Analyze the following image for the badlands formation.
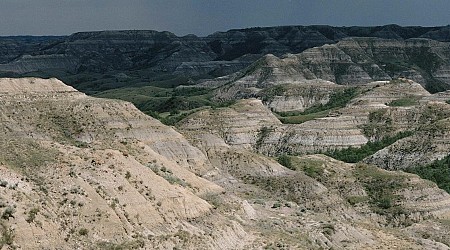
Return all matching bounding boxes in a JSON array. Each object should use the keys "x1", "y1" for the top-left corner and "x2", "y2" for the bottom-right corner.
[
  {"x1": 2, "y1": 25, "x2": 450, "y2": 97},
  {"x1": 2, "y1": 76, "x2": 450, "y2": 250},
  {"x1": 3, "y1": 24, "x2": 450, "y2": 250}
]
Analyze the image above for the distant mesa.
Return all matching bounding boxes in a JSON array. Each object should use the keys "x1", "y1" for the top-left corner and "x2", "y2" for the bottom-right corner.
[{"x1": 1, "y1": 25, "x2": 450, "y2": 94}]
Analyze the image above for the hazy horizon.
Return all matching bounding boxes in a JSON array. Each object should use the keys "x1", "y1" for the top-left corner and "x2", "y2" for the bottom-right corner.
[{"x1": 2, "y1": 0, "x2": 450, "y2": 36}]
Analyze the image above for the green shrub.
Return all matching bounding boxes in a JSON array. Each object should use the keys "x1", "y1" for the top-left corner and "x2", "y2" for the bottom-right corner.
[
  {"x1": 302, "y1": 87, "x2": 358, "y2": 114},
  {"x1": 1, "y1": 207, "x2": 15, "y2": 220},
  {"x1": 277, "y1": 156, "x2": 325, "y2": 179},
  {"x1": 26, "y1": 208, "x2": 39, "y2": 223},
  {"x1": 201, "y1": 192, "x2": 223, "y2": 209},
  {"x1": 321, "y1": 223, "x2": 335, "y2": 236},
  {"x1": 260, "y1": 85, "x2": 286, "y2": 101},
  {"x1": 271, "y1": 202, "x2": 282, "y2": 208},
  {"x1": 96, "y1": 239, "x2": 145, "y2": 250},
  {"x1": 160, "y1": 111, "x2": 192, "y2": 126},
  {"x1": 79, "y1": 228, "x2": 88, "y2": 236},
  {"x1": 277, "y1": 155, "x2": 294, "y2": 170},
  {"x1": 289, "y1": 157, "x2": 325, "y2": 179},
  {"x1": 278, "y1": 110, "x2": 329, "y2": 124},
  {"x1": 303, "y1": 164, "x2": 324, "y2": 179},
  {"x1": 0, "y1": 223, "x2": 14, "y2": 248},
  {"x1": 346, "y1": 196, "x2": 368, "y2": 205},
  {"x1": 163, "y1": 175, "x2": 188, "y2": 187},
  {"x1": 255, "y1": 126, "x2": 271, "y2": 149}
]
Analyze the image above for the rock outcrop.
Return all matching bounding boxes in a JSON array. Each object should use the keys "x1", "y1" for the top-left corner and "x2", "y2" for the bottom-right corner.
[
  {"x1": 260, "y1": 82, "x2": 339, "y2": 112},
  {"x1": 0, "y1": 36, "x2": 63, "y2": 64}
]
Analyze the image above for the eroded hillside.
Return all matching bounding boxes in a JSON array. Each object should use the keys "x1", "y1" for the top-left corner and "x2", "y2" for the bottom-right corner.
[
  {"x1": 180, "y1": 79, "x2": 447, "y2": 157},
  {"x1": 2, "y1": 78, "x2": 450, "y2": 249},
  {"x1": 200, "y1": 38, "x2": 450, "y2": 99}
]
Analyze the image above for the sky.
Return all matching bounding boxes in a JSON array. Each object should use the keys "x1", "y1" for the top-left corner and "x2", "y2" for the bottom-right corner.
[{"x1": 1, "y1": 0, "x2": 450, "y2": 36}]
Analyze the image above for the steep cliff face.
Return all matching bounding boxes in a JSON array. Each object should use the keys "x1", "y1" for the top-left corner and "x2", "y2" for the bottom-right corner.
[
  {"x1": 210, "y1": 54, "x2": 337, "y2": 102},
  {"x1": 0, "y1": 31, "x2": 217, "y2": 75},
  {"x1": 179, "y1": 116, "x2": 450, "y2": 249},
  {"x1": 205, "y1": 24, "x2": 450, "y2": 61},
  {"x1": 0, "y1": 54, "x2": 79, "y2": 74},
  {"x1": 348, "y1": 84, "x2": 450, "y2": 169}
]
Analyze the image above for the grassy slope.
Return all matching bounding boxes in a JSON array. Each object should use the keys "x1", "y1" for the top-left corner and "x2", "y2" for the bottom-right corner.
[{"x1": 94, "y1": 85, "x2": 235, "y2": 125}]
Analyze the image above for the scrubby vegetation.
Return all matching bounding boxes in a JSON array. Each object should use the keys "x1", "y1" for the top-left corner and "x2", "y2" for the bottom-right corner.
[
  {"x1": 277, "y1": 155, "x2": 325, "y2": 179},
  {"x1": 96, "y1": 239, "x2": 145, "y2": 250},
  {"x1": 256, "y1": 126, "x2": 272, "y2": 150},
  {"x1": 387, "y1": 96, "x2": 420, "y2": 107},
  {"x1": 362, "y1": 109, "x2": 393, "y2": 139},
  {"x1": 325, "y1": 131, "x2": 414, "y2": 163},
  {"x1": 278, "y1": 110, "x2": 330, "y2": 124},
  {"x1": 260, "y1": 85, "x2": 287, "y2": 102},
  {"x1": 1, "y1": 207, "x2": 15, "y2": 220},
  {"x1": 407, "y1": 155, "x2": 450, "y2": 193},
  {"x1": 0, "y1": 136, "x2": 57, "y2": 170},
  {"x1": 78, "y1": 228, "x2": 89, "y2": 236},
  {"x1": 25, "y1": 208, "x2": 39, "y2": 223},
  {"x1": 0, "y1": 223, "x2": 14, "y2": 248},
  {"x1": 277, "y1": 155, "x2": 294, "y2": 170},
  {"x1": 147, "y1": 164, "x2": 190, "y2": 187},
  {"x1": 354, "y1": 164, "x2": 407, "y2": 217}
]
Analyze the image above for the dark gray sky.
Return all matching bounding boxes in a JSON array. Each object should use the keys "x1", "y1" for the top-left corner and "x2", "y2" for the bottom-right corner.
[{"x1": 2, "y1": 0, "x2": 450, "y2": 36}]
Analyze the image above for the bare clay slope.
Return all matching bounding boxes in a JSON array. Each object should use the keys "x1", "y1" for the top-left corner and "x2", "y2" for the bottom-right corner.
[{"x1": 0, "y1": 77, "x2": 251, "y2": 250}]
